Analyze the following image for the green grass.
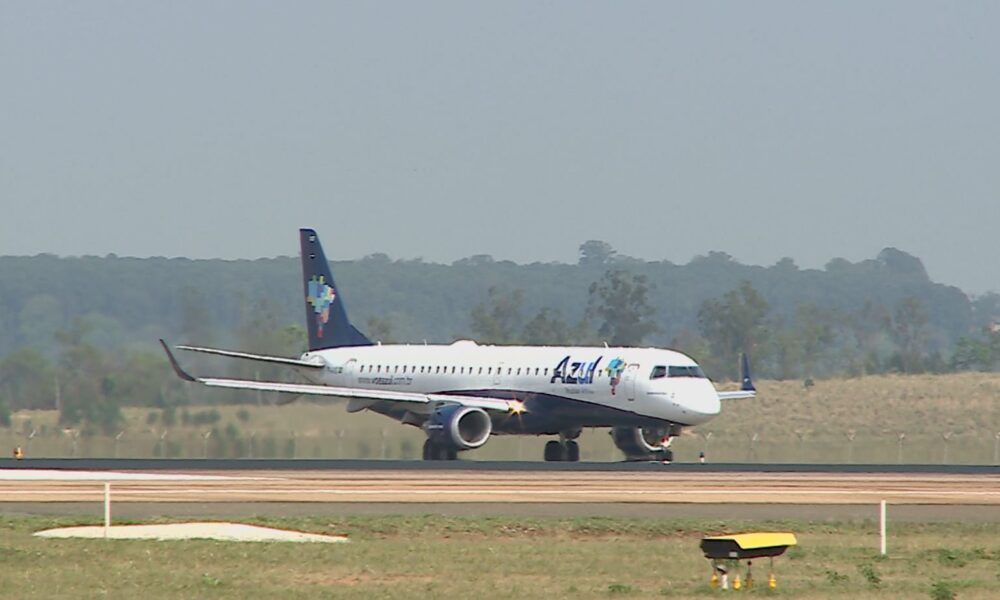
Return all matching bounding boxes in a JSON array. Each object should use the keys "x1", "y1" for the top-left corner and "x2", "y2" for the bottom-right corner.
[
  {"x1": 5, "y1": 372, "x2": 1000, "y2": 462},
  {"x1": 0, "y1": 515, "x2": 997, "y2": 599}
]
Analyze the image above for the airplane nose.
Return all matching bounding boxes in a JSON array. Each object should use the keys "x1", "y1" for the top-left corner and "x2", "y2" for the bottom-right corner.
[
  {"x1": 682, "y1": 384, "x2": 720, "y2": 424},
  {"x1": 658, "y1": 380, "x2": 720, "y2": 425}
]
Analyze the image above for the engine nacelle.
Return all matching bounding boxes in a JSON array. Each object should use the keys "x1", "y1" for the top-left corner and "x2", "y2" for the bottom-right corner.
[
  {"x1": 611, "y1": 426, "x2": 680, "y2": 460},
  {"x1": 425, "y1": 405, "x2": 492, "y2": 450}
]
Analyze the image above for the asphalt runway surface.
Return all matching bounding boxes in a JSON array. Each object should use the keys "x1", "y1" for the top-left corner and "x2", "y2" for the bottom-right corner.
[
  {"x1": 4, "y1": 502, "x2": 997, "y2": 523},
  {"x1": 2, "y1": 466, "x2": 998, "y2": 521},
  {"x1": 4, "y1": 470, "x2": 997, "y2": 504},
  {"x1": 2, "y1": 458, "x2": 998, "y2": 474}
]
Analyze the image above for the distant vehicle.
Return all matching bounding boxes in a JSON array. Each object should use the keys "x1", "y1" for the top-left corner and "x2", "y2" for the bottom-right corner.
[{"x1": 162, "y1": 229, "x2": 755, "y2": 462}]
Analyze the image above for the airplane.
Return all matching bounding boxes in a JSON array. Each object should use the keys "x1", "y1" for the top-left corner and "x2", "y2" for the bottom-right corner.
[{"x1": 161, "y1": 228, "x2": 756, "y2": 462}]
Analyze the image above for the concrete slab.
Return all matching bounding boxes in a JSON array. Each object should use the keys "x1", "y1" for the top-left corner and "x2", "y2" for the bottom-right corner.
[{"x1": 34, "y1": 522, "x2": 348, "y2": 543}]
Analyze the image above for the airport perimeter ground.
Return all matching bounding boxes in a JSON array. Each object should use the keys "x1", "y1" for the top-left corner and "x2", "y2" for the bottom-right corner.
[{"x1": 1, "y1": 466, "x2": 999, "y2": 598}]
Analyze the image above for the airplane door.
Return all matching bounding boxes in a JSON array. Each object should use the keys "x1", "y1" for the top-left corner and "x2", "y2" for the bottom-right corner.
[
  {"x1": 622, "y1": 364, "x2": 640, "y2": 401},
  {"x1": 493, "y1": 362, "x2": 504, "y2": 386}
]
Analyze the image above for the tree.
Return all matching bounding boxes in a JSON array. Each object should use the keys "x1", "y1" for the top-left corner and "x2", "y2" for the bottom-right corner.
[
  {"x1": 767, "y1": 321, "x2": 803, "y2": 381},
  {"x1": 847, "y1": 301, "x2": 892, "y2": 375},
  {"x1": 587, "y1": 269, "x2": 659, "y2": 346},
  {"x1": 522, "y1": 308, "x2": 573, "y2": 345},
  {"x1": 796, "y1": 304, "x2": 836, "y2": 378},
  {"x1": 0, "y1": 397, "x2": 10, "y2": 427},
  {"x1": 877, "y1": 247, "x2": 929, "y2": 281},
  {"x1": 697, "y1": 281, "x2": 770, "y2": 379},
  {"x1": 361, "y1": 252, "x2": 392, "y2": 264},
  {"x1": 772, "y1": 257, "x2": 799, "y2": 272},
  {"x1": 453, "y1": 254, "x2": 495, "y2": 267},
  {"x1": 109, "y1": 351, "x2": 175, "y2": 408},
  {"x1": 951, "y1": 336, "x2": 991, "y2": 371},
  {"x1": 951, "y1": 328, "x2": 1000, "y2": 371},
  {"x1": 55, "y1": 318, "x2": 124, "y2": 434},
  {"x1": 366, "y1": 316, "x2": 394, "y2": 343},
  {"x1": 889, "y1": 297, "x2": 929, "y2": 373},
  {"x1": 669, "y1": 329, "x2": 711, "y2": 365},
  {"x1": 0, "y1": 348, "x2": 56, "y2": 410},
  {"x1": 470, "y1": 287, "x2": 524, "y2": 344},
  {"x1": 578, "y1": 240, "x2": 616, "y2": 267},
  {"x1": 234, "y1": 300, "x2": 305, "y2": 383},
  {"x1": 0, "y1": 241, "x2": 983, "y2": 381},
  {"x1": 971, "y1": 293, "x2": 1000, "y2": 331},
  {"x1": 179, "y1": 286, "x2": 214, "y2": 345}
]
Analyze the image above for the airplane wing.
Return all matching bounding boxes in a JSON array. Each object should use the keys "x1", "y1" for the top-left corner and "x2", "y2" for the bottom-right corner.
[
  {"x1": 160, "y1": 340, "x2": 518, "y2": 414},
  {"x1": 717, "y1": 390, "x2": 757, "y2": 400},
  {"x1": 175, "y1": 343, "x2": 325, "y2": 369}
]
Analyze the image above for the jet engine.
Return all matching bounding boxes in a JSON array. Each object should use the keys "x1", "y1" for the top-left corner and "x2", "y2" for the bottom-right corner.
[
  {"x1": 611, "y1": 426, "x2": 675, "y2": 461},
  {"x1": 425, "y1": 404, "x2": 492, "y2": 450}
]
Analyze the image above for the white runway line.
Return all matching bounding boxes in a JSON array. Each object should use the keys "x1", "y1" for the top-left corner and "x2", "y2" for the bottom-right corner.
[
  {"x1": 0, "y1": 469, "x2": 265, "y2": 481},
  {"x1": 6, "y1": 488, "x2": 999, "y2": 498}
]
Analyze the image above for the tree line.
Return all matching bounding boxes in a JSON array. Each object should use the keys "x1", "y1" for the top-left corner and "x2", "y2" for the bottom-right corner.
[{"x1": 1, "y1": 242, "x2": 999, "y2": 431}]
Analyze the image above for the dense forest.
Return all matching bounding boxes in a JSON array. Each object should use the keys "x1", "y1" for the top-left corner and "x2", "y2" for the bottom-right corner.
[{"x1": 1, "y1": 242, "x2": 999, "y2": 432}]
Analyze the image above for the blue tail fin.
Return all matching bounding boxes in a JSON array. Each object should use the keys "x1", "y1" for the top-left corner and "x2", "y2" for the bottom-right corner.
[
  {"x1": 740, "y1": 353, "x2": 755, "y2": 392},
  {"x1": 300, "y1": 228, "x2": 372, "y2": 351}
]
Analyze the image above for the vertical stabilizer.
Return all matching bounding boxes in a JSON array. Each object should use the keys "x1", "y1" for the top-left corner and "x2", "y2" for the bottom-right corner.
[
  {"x1": 300, "y1": 228, "x2": 372, "y2": 351},
  {"x1": 740, "y1": 353, "x2": 755, "y2": 392}
]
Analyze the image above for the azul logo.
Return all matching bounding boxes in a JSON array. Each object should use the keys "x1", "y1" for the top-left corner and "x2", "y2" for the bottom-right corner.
[
  {"x1": 550, "y1": 355, "x2": 603, "y2": 384},
  {"x1": 605, "y1": 357, "x2": 626, "y2": 395},
  {"x1": 306, "y1": 275, "x2": 337, "y2": 337}
]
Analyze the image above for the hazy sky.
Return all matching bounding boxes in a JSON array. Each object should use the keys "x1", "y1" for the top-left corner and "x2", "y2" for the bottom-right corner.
[{"x1": 2, "y1": 2, "x2": 998, "y2": 293}]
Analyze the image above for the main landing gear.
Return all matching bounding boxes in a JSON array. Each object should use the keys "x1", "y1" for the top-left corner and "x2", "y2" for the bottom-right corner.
[
  {"x1": 543, "y1": 440, "x2": 579, "y2": 462},
  {"x1": 544, "y1": 432, "x2": 581, "y2": 462},
  {"x1": 422, "y1": 439, "x2": 457, "y2": 461}
]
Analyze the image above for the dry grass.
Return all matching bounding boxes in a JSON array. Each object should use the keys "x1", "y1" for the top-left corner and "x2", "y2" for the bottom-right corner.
[
  {"x1": 0, "y1": 515, "x2": 997, "y2": 599},
  {"x1": 4, "y1": 372, "x2": 1000, "y2": 462}
]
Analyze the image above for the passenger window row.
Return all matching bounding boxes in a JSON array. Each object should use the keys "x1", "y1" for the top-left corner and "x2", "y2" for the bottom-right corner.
[{"x1": 356, "y1": 364, "x2": 601, "y2": 377}]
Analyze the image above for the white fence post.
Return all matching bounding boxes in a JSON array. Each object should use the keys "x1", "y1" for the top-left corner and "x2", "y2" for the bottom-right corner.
[
  {"x1": 879, "y1": 500, "x2": 887, "y2": 556},
  {"x1": 104, "y1": 482, "x2": 111, "y2": 538}
]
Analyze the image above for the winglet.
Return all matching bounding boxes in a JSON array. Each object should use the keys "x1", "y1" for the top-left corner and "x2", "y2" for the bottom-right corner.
[
  {"x1": 740, "y1": 353, "x2": 755, "y2": 392},
  {"x1": 159, "y1": 339, "x2": 197, "y2": 382}
]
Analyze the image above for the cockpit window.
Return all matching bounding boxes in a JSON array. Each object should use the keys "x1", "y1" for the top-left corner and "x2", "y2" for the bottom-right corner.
[
  {"x1": 668, "y1": 365, "x2": 707, "y2": 378},
  {"x1": 650, "y1": 366, "x2": 667, "y2": 379}
]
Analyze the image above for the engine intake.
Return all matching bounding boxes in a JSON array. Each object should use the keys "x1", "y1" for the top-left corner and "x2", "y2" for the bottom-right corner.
[
  {"x1": 426, "y1": 405, "x2": 492, "y2": 450},
  {"x1": 611, "y1": 426, "x2": 680, "y2": 460}
]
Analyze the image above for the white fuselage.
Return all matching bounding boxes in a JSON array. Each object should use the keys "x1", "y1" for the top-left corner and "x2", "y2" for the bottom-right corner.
[{"x1": 298, "y1": 340, "x2": 721, "y2": 429}]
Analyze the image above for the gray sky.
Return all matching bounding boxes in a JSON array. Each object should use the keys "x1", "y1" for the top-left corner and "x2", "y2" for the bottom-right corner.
[{"x1": 2, "y1": 2, "x2": 998, "y2": 293}]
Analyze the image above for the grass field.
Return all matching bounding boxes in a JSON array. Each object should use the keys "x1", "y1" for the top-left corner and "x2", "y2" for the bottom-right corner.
[
  {"x1": 4, "y1": 372, "x2": 1000, "y2": 462},
  {"x1": 0, "y1": 514, "x2": 997, "y2": 598}
]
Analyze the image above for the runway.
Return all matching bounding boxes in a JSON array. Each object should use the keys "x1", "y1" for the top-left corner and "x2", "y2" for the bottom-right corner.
[
  {"x1": 2, "y1": 468, "x2": 998, "y2": 506},
  {"x1": 2, "y1": 458, "x2": 998, "y2": 474}
]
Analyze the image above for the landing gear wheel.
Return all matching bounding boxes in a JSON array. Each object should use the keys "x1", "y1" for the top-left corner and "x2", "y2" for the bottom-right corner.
[
  {"x1": 544, "y1": 440, "x2": 565, "y2": 462},
  {"x1": 660, "y1": 448, "x2": 674, "y2": 463},
  {"x1": 566, "y1": 441, "x2": 580, "y2": 462},
  {"x1": 423, "y1": 440, "x2": 458, "y2": 461}
]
